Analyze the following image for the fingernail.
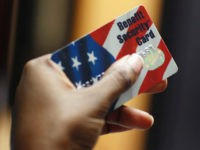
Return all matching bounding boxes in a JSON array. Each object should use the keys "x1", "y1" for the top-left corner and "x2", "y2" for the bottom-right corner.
[{"x1": 127, "y1": 54, "x2": 144, "y2": 74}]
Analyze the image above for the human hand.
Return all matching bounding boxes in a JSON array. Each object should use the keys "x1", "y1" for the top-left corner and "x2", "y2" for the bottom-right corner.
[{"x1": 11, "y1": 54, "x2": 167, "y2": 150}]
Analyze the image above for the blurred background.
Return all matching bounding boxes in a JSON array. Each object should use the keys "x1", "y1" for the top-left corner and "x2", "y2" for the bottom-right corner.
[{"x1": 1, "y1": 0, "x2": 200, "y2": 150}]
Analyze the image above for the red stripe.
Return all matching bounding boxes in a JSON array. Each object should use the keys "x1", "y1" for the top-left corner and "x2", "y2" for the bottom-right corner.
[
  {"x1": 116, "y1": 6, "x2": 153, "y2": 59},
  {"x1": 90, "y1": 20, "x2": 114, "y2": 46},
  {"x1": 138, "y1": 39, "x2": 172, "y2": 93}
]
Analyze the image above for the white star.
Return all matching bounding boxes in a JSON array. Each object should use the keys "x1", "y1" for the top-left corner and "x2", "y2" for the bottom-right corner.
[
  {"x1": 75, "y1": 81, "x2": 82, "y2": 89},
  {"x1": 71, "y1": 41, "x2": 75, "y2": 46},
  {"x1": 87, "y1": 51, "x2": 98, "y2": 65},
  {"x1": 92, "y1": 77, "x2": 98, "y2": 83},
  {"x1": 57, "y1": 61, "x2": 65, "y2": 70},
  {"x1": 71, "y1": 56, "x2": 82, "y2": 71}
]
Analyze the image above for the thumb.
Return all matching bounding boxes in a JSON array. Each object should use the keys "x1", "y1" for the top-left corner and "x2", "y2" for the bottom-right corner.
[{"x1": 90, "y1": 54, "x2": 143, "y2": 105}]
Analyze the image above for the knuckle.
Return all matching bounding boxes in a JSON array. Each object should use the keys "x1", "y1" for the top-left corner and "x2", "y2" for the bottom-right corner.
[
  {"x1": 23, "y1": 55, "x2": 49, "y2": 73},
  {"x1": 24, "y1": 60, "x2": 34, "y2": 71},
  {"x1": 23, "y1": 59, "x2": 37, "y2": 72}
]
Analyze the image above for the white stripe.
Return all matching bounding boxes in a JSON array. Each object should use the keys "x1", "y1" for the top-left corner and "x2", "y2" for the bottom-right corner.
[
  {"x1": 114, "y1": 24, "x2": 162, "y2": 109},
  {"x1": 163, "y1": 58, "x2": 178, "y2": 79},
  {"x1": 103, "y1": 7, "x2": 139, "y2": 57}
]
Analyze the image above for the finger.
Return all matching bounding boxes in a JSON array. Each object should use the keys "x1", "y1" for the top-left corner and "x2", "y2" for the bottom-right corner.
[
  {"x1": 102, "y1": 105, "x2": 154, "y2": 134},
  {"x1": 147, "y1": 79, "x2": 168, "y2": 94},
  {"x1": 90, "y1": 54, "x2": 143, "y2": 105}
]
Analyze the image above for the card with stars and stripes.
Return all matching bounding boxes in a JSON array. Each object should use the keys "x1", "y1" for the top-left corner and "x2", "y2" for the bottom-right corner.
[{"x1": 51, "y1": 5, "x2": 178, "y2": 109}]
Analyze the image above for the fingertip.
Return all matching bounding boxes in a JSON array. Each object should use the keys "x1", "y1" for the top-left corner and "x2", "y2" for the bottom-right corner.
[
  {"x1": 106, "y1": 106, "x2": 154, "y2": 130},
  {"x1": 148, "y1": 79, "x2": 168, "y2": 94},
  {"x1": 133, "y1": 109, "x2": 154, "y2": 129},
  {"x1": 145, "y1": 113, "x2": 154, "y2": 129}
]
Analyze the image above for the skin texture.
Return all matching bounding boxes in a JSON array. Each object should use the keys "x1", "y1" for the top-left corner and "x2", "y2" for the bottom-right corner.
[{"x1": 11, "y1": 54, "x2": 167, "y2": 150}]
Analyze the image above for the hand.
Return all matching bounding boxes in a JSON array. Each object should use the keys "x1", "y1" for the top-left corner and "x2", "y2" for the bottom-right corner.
[{"x1": 11, "y1": 54, "x2": 167, "y2": 150}]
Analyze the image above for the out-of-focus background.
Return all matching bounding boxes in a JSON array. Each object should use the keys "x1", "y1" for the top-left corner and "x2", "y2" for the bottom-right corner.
[{"x1": 1, "y1": 0, "x2": 200, "y2": 150}]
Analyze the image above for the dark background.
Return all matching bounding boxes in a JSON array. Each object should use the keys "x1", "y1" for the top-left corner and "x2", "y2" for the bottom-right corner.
[
  {"x1": 148, "y1": 0, "x2": 200, "y2": 150},
  {"x1": 0, "y1": 0, "x2": 75, "y2": 108},
  {"x1": 0, "y1": 0, "x2": 13, "y2": 110}
]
